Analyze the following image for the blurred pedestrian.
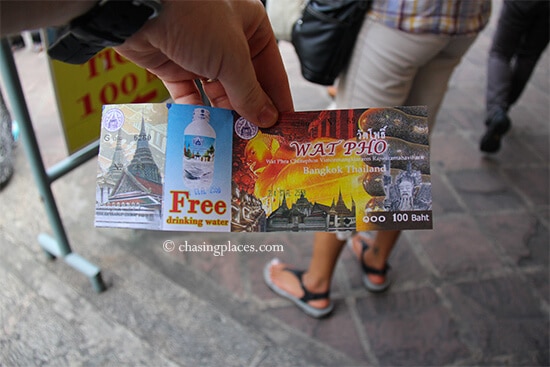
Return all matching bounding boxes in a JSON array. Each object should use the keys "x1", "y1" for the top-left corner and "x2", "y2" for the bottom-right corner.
[
  {"x1": 265, "y1": 0, "x2": 491, "y2": 318},
  {"x1": 480, "y1": 0, "x2": 549, "y2": 153}
]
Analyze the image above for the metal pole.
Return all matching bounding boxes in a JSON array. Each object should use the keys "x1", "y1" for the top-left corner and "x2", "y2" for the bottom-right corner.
[
  {"x1": 0, "y1": 86, "x2": 14, "y2": 187},
  {"x1": 0, "y1": 38, "x2": 72, "y2": 256},
  {"x1": 0, "y1": 38, "x2": 105, "y2": 292},
  {"x1": 47, "y1": 140, "x2": 99, "y2": 183}
]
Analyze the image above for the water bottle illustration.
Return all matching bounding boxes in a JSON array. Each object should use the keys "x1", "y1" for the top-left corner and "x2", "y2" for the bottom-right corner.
[{"x1": 183, "y1": 108, "x2": 216, "y2": 188}]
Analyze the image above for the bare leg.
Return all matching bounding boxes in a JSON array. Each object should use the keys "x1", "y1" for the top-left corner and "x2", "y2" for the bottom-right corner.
[
  {"x1": 268, "y1": 232, "x2": 345, "y2": 310},
  {"x1": 305, "y1": 232, "x2": 346, "y2": 289},
  {"x1": 351, "y1": 230, "x2": 400, "y2": 285}
]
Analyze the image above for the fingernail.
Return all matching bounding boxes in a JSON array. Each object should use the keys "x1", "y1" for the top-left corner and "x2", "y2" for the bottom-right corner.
[{"x1": 258, "y1": 103, "x2": 278, "y2": 127}]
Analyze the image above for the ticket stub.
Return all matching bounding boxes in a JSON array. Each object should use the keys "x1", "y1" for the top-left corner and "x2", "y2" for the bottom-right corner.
[{"x1": 95, "y1": 104, "x2": 432, "y2": 232}]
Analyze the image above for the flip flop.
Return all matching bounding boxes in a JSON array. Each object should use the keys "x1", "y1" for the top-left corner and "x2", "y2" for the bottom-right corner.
[
  {"x1": 347, "y1": 235, "x2": 391, "y2": 293},
  {"x1": 263, "y1": 260, "x2": 334, "y2": 318}
]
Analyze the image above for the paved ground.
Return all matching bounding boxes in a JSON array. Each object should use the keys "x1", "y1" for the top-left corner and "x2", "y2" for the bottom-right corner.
[{"x1": 1, "y1": 3, "x2": 549, "y2": 366}]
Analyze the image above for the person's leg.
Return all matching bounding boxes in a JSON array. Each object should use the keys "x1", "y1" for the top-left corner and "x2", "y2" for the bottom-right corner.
[
  {"x1": 336, "y1": 20, "x2": 441, "y2": 288},
  {"x1": 363, "y1": 34, "x2": 477, "y2": 274},
  {"x1": 337, "y1": 19, "x2": 453, "y2": 109},
  {"x1": 267, "y1": 232, "x2": 344, "y2": 310},
  {"x1": 485, "y1": 0, "x2": 527, "y2": 117},
  {"x1": 481, "y1": 0, "x2": 543, "y2": 153},
  {"x1": 350, "y1": 230, "x2": 400, "y2": 286},
  {"x1": 404, "y1": 34, "x2": 479, "y2": 131},
  {"x1": 508, "y1": 1, "x2": 549, "y2": 106},
  {"x1": 339, "y1": 21, "x2": 477, "y2": 286}
]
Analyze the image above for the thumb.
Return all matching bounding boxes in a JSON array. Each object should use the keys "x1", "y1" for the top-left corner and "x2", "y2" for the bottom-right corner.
[{"x1": 220, "y1": 68, "x2": 279, "y2": 128}]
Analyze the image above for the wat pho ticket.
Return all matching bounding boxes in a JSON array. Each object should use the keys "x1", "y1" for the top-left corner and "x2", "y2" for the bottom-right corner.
[{"x1": 95, "y1": 104, "x2": 432, "y2": 232}]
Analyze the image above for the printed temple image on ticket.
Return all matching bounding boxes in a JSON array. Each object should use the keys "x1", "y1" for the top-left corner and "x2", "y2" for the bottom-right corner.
[{"x1": 95, "y1": 104, "x2": 432, "y2": 232}]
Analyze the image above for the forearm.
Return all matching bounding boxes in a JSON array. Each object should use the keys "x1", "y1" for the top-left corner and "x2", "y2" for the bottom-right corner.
[{"x1": 0, "y1": 0, "x2": 96, "y2": 36}]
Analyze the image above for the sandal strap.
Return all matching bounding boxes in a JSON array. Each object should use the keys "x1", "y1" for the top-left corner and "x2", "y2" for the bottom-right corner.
[
  {"x1": 285, "y1": 268, "x2": 330, "y2": 302},
  {"x1": 361, "y1": 262, "x2": 390, "y2": 276},
  {"x1": 359, "y1": 238, "x2": 390, "y2": 276}
]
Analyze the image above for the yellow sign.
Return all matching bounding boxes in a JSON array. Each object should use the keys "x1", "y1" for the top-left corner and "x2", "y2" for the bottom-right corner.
[{"x1": 48, "y1": 47, "x2": 169, "y2": 154}]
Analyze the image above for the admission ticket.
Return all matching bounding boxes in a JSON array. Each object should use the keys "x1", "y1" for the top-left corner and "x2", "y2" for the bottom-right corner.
[{"x1": 95, "y1": 104, "x2": 432, "y2": 232}]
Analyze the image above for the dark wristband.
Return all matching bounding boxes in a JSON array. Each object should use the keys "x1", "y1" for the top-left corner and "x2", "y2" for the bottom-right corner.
[{"x1": 48, "y1": 0, "x2": 161, "y2": 64}]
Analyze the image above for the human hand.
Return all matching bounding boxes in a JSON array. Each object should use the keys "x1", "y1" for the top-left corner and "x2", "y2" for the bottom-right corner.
[{"x1": 115, "y1": 0, "x2": 294, "y2": 127}]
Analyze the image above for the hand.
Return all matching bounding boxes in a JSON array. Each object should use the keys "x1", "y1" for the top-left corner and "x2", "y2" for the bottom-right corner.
[{"x1": 115, "y1": 0, "x2": 294, "y2": 127}]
